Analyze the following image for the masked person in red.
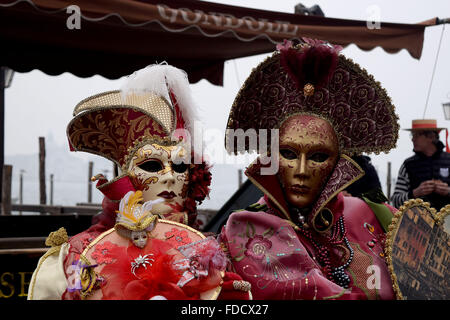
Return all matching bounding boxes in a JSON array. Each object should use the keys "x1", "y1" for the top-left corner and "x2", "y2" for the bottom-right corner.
[
  {"x1": 28, "y1": 64, "x2": 250, "y2": 300},
  {"x1": 219, "y1": 39, "x2": 399, "y2": 300}
]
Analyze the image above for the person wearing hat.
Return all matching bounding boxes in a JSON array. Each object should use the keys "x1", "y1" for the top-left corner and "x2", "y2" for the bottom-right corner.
[
  {"x1": 218, "y1": 39, "x2": 399, "y2": 299},
  {"x1": 391, "y1": 119, "x2": 450, "y2": 211},
  {"x1": 28, "y1": 64, "x2": 251, "y2": 300}
]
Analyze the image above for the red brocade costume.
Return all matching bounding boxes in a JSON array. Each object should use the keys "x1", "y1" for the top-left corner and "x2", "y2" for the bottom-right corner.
[
  {"x1": 60, "y1": 163, "x2": 248, "y2": 300},
  {"x1": 29, "y1": 64, "x2": 251, "y2": 301}
]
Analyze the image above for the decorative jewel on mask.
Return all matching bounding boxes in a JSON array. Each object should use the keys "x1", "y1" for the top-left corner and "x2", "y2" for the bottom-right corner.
[
  {"x1": 131, "y1": 254, "x2": 155, "y2": 278},
  {"x1": 289, "y1": 206, "x2": 308, "y2": 227},
  {"x1": 298, "y1": 214, "x2": 306, "y2": 226},
  {"x1": 314, "y1": 208, "x2": 334, "y2": 232},
  {"x1": 303, "y1": 83, "x2": 315, "y2": 96},
  {"x1": 320, "y1": 209, "x2": 333, "y2": 227},
  {"x1": 115, "y1": 190, "x2": 163, "y2": 248}
]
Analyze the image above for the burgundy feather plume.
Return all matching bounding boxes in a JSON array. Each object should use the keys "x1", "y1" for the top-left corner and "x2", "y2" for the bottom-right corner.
[
  {"x1": 169, "y1": 89, "x2": 186, "y2": 131},
  {"x1": 278, "y1": 39, "x2": 341, "y2": 93}
]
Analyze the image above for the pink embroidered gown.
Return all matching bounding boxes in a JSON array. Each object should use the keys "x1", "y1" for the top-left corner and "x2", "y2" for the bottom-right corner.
[{"x1": 219, "y1": 159, "x2": 397, "y2": 300}]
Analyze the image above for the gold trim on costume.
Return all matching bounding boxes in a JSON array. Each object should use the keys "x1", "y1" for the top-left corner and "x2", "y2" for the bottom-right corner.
[
  {"x1": 115, "y1": 214, "x2": 158, "y2": 232},
  {"x1": 245, "y1": 162, "x2": 290, "y2": 221},
  {"x1": 45, "y1": 227, "x2": 69, "y2": 247},
  {"x1": 95, "y1": 173, "x2": 131, "y2": 192},
  {"x1": 66, "y1": 104, "x2": 171, "y2": 167},
  {"x1": 73, "y1": 90, "x2": 174, "y2": 134},
  {"x1": 81, "y1": 228, "x2": 116, "y2": 257},
  {"x1": 323, "y1": 288, "x2": 347, "y2": 300},
  {"x1": 311, "y1": 154, "x2": 365, "y2": 233},
  {"x1": 122, "y1": 135, "x2": 184, "y2": 172}
]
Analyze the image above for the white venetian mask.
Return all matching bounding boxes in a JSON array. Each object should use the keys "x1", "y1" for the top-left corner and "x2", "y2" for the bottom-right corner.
[
  {"x1": 127, "y1": 143, "x2": 190, "y2": 215},
  {"x1": 131, "y1": 230, "x2": 148, "y2": 248}
]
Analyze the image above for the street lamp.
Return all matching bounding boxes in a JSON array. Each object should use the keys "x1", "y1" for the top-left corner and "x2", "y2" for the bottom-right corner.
[
  {"x1": 4, "y1": 68, "x2": 14, "y2": 88},
  {"x1": 294, "y1": 3, "x2": 325, "y2": 17},
  {"x1": 443, "y1": 101, "x2": 450, "y2": 120}
]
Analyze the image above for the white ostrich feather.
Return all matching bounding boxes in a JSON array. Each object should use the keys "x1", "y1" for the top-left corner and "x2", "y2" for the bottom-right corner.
[{"x1": 120, "y1": 62, "x2": 200, "y2": 134}]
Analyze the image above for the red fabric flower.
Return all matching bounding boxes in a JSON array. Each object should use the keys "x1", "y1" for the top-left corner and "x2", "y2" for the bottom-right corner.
[
  {"x1": 100, "y1": 239, "x2": 199, "y2": 300},
  {"x1": 164, "y1": 228, "x2": 192, "y2": 248},
  {"x1": 91, "y1": 241, "x2": 118, "y2": 265},
  {"x1": 184, "y1": 153, "x2": 212, "y2": 226}
]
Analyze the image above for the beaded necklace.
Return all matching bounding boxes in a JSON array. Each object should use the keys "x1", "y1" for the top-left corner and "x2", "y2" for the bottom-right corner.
[{"x1": 294, "y1": 215, "x2": 354, "y2": 288}]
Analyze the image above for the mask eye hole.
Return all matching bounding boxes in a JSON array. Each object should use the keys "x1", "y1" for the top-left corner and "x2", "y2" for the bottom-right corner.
[
  {"x1": 280, "y1": 148, "x2": 297, "y2": 160},
  {"x1": 137, "y1": 160, "x2": 164, "y2": 172},
  {"x1": 308, "y1": 152, "x2": 330, "y2": 163},
  {"x1": 172, "y1": 162, "x2": 188, "y2": 173}
]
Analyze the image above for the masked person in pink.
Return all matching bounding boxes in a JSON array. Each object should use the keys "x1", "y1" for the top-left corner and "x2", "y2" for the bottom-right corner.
[{"x1": 219, "y1": 39, "x2": 399, "y2": 300}]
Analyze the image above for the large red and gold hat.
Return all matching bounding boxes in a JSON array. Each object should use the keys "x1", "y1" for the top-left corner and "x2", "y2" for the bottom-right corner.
[
  {"x1": 67, "y1": 64, "x2": 199, "y2": 169},
  {"x1": 225, "y1": 39, "x2": 399, "y2": 156},
  {"x1": 225, "y1": 39, "x2": 400, "y2": 230}
]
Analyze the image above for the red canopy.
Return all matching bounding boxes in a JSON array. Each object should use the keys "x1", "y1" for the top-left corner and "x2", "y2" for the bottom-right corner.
[{"x1": 0, "y1": 0, "x2": 437, "y2": 85}]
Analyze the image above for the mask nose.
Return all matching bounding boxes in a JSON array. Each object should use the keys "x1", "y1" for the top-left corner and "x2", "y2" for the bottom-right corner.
[
  {"x1": 295, "y1": 153, "x2": 308, "y2": 177},
  {"x1": 160, "y1": 167, "x2": 176, "y2": 185}
]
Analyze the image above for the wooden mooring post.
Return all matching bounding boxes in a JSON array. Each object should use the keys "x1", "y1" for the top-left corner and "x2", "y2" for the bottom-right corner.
[
  {"x1": 1, "y1": 164, "x2": 12, "y2": 215},
  {"x1": 50, "y1": 173, "x2": 54, "y2": 205},
  {"x1": 39, "y1": 137, "x2": 46, "y2": 205},
  {"x1": 386, "y1": 161, "x2": 392, "y2": 201},
  {"x1": 238, "y1": 169, "x2": 243, "y2": 188},
  {"x1": 88, "y1": 161, "x2": 93, "y2": 203}
]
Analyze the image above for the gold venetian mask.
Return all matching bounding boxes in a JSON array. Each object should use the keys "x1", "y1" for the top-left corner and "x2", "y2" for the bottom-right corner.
[
  {"x1": 127, "y1": 142, "x2": 190, "y2": 215},
  {"x1": 278, "y1": 115, "x2": 339, "y2": 209}
]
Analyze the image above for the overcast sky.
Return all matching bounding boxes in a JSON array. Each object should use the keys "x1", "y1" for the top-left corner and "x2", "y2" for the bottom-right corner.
[{"x1": 4, "y1": 0, "x2": 450, "y2": 199}]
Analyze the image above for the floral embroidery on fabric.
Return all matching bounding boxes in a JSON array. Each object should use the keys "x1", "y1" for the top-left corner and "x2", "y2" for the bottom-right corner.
[
  {"x1": 244, "y1": 235, "x2": 272, "y2": 261},
  {"x1": 232, "y1": 221, "x2": 304, "y2": 286},
  {"x1": 164, "y1": 228, "x2": 192, "y2": 247},
  {"x1": 91, "y1": 241, "x2": 119, "y2": 265},
  {"x1": 81, "y1": 237, "x2": 92, "y2": 249}
]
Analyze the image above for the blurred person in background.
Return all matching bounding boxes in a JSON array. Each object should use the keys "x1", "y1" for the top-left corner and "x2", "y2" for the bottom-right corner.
[{"x1": 391, "y1": 119, "x2": 450, "y2": 211}]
